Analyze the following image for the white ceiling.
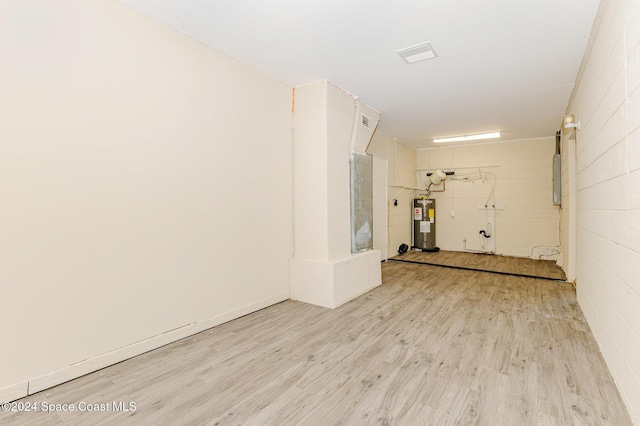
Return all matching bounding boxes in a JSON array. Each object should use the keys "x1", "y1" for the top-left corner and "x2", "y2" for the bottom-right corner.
[{"x1": 119, "y1": 0, "x2": 600, "y2": 148}]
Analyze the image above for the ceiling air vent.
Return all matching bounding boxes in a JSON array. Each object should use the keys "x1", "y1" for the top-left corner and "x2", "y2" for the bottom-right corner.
[
  {"x1": 360, "y1": 112, "x2": 370, "y2": 129},
  {"x1": 397, "y1": 42, "x2": 438, "y2": 64}
]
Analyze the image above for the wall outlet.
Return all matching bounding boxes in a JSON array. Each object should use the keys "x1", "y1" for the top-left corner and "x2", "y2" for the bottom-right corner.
[{"x1": 450, "y1": 210, "x2": 456, "y2": 217}]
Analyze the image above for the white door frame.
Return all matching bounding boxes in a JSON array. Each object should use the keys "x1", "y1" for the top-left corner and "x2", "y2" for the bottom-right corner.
[
  {"x1": 372, "y1": 156, "x2": 388, "y2": 261},
  {"x1": 567, "y1": 137, "x2": 577, "y2": 282}
]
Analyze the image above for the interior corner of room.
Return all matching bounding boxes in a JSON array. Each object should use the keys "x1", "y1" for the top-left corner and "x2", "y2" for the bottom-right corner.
[{"x1": 1, "y1": 0, "x2": 638, "y2": 423}]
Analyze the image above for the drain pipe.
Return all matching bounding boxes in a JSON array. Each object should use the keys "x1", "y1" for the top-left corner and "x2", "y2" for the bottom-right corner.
[
  {"x1": 463, "y1": 237, "x2": 491, "y2": 254},
  {"x1": 479, "y1": 229, "x2": 490, "y2": 250}
]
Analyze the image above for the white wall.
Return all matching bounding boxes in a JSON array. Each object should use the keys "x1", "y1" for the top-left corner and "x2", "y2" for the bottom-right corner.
[
  {"x1": 367, "y1": 132, "x2": 417, "y2": 254},
  {"x1": 417, "y1": 139, "x2": 560, "y2": 258},
  {"x1": 0, "y1": 0, "x2": 292, "y2": 401},
  {"x1": 566, "y1": 0, "x2": 640, "y2": 421}
]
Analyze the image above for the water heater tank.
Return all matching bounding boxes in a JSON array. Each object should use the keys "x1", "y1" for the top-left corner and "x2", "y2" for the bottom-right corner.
[{"x1": 412, "y1": 198, "x2": 439, "y2": 252}]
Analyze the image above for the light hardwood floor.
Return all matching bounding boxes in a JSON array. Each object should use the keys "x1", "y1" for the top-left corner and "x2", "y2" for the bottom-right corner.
[{"x1": 1, "y1": 260, "x2": 631, "y2": 425}]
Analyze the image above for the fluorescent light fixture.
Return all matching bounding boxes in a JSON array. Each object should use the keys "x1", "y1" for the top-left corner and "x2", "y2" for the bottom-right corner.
[
  {"x1": 397, "y1": 42, "x2": 438, "y2": 64},
  {"x1": 433, "y1": 132, "x2": 501, "y2": 143}
]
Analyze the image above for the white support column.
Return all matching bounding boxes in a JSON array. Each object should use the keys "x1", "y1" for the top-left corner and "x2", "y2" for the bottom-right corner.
[{"x1": 290, "y1": 80, "x2": 381, "y2": 308}]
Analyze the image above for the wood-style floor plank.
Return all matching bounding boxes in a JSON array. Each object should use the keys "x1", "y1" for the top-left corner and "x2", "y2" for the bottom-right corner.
[
  {"x1": 1, "y1": 260, "x2": 630, "y2": 425},
  {"x1": 393, "y1": 250, "x2": 567, "y2": 280}
]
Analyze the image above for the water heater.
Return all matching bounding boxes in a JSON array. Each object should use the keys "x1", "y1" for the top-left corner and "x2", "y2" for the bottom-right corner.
[{"x1": 412, "y1": 197, "x2": 439, "y2": 252}]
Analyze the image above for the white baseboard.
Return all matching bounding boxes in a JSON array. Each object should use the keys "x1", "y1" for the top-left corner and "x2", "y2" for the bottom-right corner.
[
  {"x1": 1, "y1": 293, "x2": 288, "y2": 403},
  {"x1": 0, "y1": 382, "x2": 28, "y2": 404}
]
